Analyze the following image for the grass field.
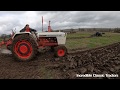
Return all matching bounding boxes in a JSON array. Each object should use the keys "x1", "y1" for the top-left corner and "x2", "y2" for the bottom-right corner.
[
  {"x1": 0, "y1": 38, "x2": 2, "y2": 42},
  {"x1": 65, "y1": 32, "x2": 120, "y2": 50},
  {"x1": 0, "y1": 32, "x2": 120, "y2": 51}
]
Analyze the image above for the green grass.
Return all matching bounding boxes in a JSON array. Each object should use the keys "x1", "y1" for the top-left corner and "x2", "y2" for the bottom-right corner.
[
  {"x1": 65, "y1": 32, "x2": 120, "y2": 50},
  {"x1": 67, "y1": 32, "x2": 92, "y2": 38},
  {"x1": 0, "y1": 38, "x2": 3, "y2": 42}
]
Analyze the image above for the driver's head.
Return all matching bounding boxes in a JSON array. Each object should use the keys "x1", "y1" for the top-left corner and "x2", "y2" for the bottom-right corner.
[{"x1": 25, "y1": 24, "x2": 29, "y2": 29}]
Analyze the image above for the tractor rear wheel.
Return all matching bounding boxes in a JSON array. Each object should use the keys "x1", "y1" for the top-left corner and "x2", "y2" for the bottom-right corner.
[
  {"x1": 54, "y1": 45, "x2": 67, "y2": 57},
  {"x1": 11, "y1": 34, "x2": 38, "y2": 61}
]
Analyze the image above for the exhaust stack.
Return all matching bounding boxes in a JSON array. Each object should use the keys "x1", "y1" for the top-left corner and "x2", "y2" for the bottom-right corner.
[{"x1": 48, "y1": 21, "x2": 51, "y2": 32}]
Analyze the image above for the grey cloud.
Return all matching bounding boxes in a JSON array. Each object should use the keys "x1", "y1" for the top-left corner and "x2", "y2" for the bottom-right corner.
[{"x1": 0, "y1": 11, "x2": 120, "y2": 35}]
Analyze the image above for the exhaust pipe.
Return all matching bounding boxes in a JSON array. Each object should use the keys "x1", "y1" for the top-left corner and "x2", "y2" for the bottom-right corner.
[{"x1": 48, "y1": 21, "x2": 51, "y2": 32}]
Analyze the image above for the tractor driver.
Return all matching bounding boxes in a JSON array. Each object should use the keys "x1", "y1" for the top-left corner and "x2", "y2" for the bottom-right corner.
[{"x1": 20, "y1": 24, "x2": 37, "y2": 33}]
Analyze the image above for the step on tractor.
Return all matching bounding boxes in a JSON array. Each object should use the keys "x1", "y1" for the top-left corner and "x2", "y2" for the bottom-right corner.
[{"x1": 0, "y1": 20, "x2": 67, "y2": 61}]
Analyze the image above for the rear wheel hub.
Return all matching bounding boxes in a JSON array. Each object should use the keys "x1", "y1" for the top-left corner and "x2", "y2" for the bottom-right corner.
[{"x1": 18, "y1": 44, "x2": 29, "y2": 54}]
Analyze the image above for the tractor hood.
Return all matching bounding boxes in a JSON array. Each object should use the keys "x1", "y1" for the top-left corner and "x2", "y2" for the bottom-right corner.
[{"x1": 37, "y1": 32, "x2": 67, "y2": 37}]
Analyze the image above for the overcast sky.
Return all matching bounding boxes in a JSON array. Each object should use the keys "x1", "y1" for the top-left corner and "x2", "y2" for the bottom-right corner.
[{"x1": 0, "y1": 11, "x2": 120, "y2": 35}]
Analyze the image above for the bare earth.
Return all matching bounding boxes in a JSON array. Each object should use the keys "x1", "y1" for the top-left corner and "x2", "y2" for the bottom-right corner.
[{"x1": 0, "y1": 42, "x2": 120, "y2": 79}]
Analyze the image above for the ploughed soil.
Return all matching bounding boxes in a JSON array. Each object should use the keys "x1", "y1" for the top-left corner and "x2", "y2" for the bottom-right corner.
[{"x1": 0, "y1": 42, "x2": 120, "y2": 79}]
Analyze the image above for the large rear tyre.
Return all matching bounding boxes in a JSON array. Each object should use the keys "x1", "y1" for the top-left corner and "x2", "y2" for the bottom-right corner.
[
  {"x1": 11, "y1": 34, "x2": 38, "y2": 61},
  {"x1": 54, "y1": 45, "x2": 67, "y2": 57}
]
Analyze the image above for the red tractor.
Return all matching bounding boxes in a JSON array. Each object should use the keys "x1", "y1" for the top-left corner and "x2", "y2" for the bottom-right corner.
[{"x1": 0, "y1": 21, "x2": 67, "y2": 62}]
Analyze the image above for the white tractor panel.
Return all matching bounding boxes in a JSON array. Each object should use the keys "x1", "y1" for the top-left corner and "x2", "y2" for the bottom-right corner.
[{"x1": 37, "y1": 32, "x2": 67, "y2": 45}]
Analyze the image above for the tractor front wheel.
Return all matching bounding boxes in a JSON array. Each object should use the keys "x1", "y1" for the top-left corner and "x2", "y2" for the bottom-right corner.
[{"x1": 54, "y1": 45, "x2": 67, "y2": 57}]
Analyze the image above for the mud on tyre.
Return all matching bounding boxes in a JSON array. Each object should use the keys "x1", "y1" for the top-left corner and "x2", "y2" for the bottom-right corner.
[
  {"x1": 11, "y1": 34, "x2": 38, "y2": 61},
  {"x1": 54, "y1": 45, "x2": 67, "y2": 57}
]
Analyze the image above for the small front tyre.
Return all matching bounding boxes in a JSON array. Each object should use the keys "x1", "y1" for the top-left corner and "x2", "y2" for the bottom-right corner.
[{"x1": 54, "y1": 45, "x2": 67, "y2": 57}]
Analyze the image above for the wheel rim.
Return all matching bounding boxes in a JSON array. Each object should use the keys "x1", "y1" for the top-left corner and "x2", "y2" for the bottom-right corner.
[
  {"x1": 19, "y1": 45, "x2": 28, "y2": 54},
  {"x1": 14, "y1": 40, "x2": 32, "y2": 59},
  {"x1": 57, "y1": 49, "x2": 65, "y2": 57}
]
